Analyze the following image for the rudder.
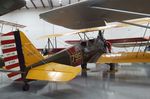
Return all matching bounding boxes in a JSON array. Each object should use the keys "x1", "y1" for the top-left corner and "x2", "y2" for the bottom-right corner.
[{"x1": 1, "y1": 31, "x2": 44, "y2": 81}]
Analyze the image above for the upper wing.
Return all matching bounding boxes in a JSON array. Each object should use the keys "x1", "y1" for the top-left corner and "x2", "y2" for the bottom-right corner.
[
  {"x1": 107, "y1": 37, "x2": 150, "y2": 47},
  {"x1": 97, "y1": 52, "x2": 150, "y2": 63},
  {"x1": 40, "y1": 0, "x2": 150, "y2": 29},
  {"x1": 26, "y1": 62, "x2": 81, "y2": 82},
  {"x1": 65, "y1": 40, "x2": 80, "y2": 45},
  {"x1": 107, "y1": 37, "x2": 150, "y2": 43}
]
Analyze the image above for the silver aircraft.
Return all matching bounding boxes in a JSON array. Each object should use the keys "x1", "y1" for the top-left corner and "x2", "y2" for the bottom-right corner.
[{"x1": 40, "y1": 0, "x2": 150, "y2": 29}]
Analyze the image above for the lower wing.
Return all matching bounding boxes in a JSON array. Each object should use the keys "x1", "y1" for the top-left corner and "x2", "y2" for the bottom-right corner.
[
  {"x1": 26, "y1": 62, "x2": 81, "y2": 82},
  {"x1": 97, "y1": 52, "x2": 150, "y2": 63}
]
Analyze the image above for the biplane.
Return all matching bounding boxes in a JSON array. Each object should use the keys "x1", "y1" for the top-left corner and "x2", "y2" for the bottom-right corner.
[
  {"x1": 39, "y1": 0, "x2": 150, "y2": 74},
  {"x1": 1, "y1": 0, "x2": 150, "y2": 92},
  {"x1": 1, "y1": 18, "x2": 150, "y2": 91},
  {"x1": 39, "y1": 17, "x2": 150, "y2": 73},
  {"x1": 65, "y1": 37, "x2": 150, "y2": 49}
]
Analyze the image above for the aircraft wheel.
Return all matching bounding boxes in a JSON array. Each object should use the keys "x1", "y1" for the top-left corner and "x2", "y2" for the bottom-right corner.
[
  {"x1": 81, "y1": 63, "x2": 87, "y2": 70},
  {"x1": 81, "y1": 63, "x2": 88, "y2": 77},
  {"x1": 22, "y1": 83, "x2": 30, "y2": 91},
  {"x1": 109, "y1": 63, "x2": 118, "y2": 73}
]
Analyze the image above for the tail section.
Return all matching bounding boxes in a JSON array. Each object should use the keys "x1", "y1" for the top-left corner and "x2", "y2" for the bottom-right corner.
[
  {"x1": 19, "y1": 31, "x2": 44, "y2": 66},
  {"x1": 1, "y1": 31, "x2": 44, "y2": 81}
]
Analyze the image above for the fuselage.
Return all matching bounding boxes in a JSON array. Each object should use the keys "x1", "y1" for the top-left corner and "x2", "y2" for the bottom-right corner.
[{"x1": 27, "y1": 35, "x2": 106, "y2": 70}]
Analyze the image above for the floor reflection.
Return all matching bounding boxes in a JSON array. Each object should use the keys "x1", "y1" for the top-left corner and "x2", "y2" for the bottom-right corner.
[{"x1": 0, "y1": 63, "x2": 150, "y2": 99}]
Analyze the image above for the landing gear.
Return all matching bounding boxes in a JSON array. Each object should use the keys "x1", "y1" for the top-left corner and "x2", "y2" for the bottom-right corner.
[
  {"x1": 109, "y1": 63, "x2": 118, "y2": 79},
  {"x1": 109, "y1": 63, "x2": 118, "y2": 73},
  {"x1": 81, "y1": 63, "x2": 87, "y2": 69},
  {"x1": 22, "y1": 83, "x2": 30, "y2": 91},
  {"x1": 81, "y1": 63, "x2": 87, "y2": 77}
]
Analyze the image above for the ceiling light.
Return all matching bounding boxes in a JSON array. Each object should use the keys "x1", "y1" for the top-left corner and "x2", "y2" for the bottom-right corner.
[
  {"x1": 59, "y1": 0, "x2": 62, "y2": 4},
  {"x1": 25, "y1": 0, "x2": 30, "y2": 2}
]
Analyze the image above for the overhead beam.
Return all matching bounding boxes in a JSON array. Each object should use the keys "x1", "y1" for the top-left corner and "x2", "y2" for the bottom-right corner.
[
  {"x1": 25, "y1": 5, "x2": 29, "y2": 9},
  {"x1": 30, "y1": 0, "x2": 37, "y2": 9},
  {"x1": 59, "y1": 0, "x2": 62, "y2": 6},
  {"x1": 69, "y1": 0, "x2": 71, "y2": 4},
  {"x1": 40, "y1": 0, "x2": 45, "y2": 8},
  {"x1": 60, "y1": 4, "x2": 62, "y2": 6},
  {"x1": 47, "y1": 0, "x2": 53, "y2": 8}
]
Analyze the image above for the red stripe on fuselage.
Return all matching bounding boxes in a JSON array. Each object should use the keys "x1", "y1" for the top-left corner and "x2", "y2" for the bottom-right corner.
[
  {"x1": 67, "y1": 46, "x2": 82, "y2": 66},
  {"x1": 67, "y1": 47, "x2": 76, "y2": 54}
]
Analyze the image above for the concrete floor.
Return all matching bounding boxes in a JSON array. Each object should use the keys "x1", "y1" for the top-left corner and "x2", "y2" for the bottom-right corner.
[{"x1": 0, "y1": 63, "x2": 150, "y2": 99}]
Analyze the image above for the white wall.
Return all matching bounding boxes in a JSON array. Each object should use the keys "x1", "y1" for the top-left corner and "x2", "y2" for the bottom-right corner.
[
  {"x1": 0, "y1": 8, "x2": 149, "y2": 52},
  {"x1": 0, "y1": 8, "x2": 74, "y2": 48}
]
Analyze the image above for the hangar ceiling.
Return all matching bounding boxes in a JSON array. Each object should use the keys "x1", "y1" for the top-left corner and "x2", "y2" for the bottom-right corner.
[{"x1": 24, "y1": 0, "x2": 81, "y2": 9}]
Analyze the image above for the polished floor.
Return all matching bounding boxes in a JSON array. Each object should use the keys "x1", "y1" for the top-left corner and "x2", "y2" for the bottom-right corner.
[{"x1": 0, "y1": 63, "x2": 150, "y2": 99}]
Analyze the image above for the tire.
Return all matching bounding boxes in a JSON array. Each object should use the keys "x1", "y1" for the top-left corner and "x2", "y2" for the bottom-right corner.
[{"x1": 22, "y1": 83, "x2": 30, "y2": 91}]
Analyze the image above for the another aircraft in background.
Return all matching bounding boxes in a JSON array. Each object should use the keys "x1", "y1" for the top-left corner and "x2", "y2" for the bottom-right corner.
[
  {"x1": 65, "y1": 37, "x2": 150, "y2": 48},
  {"x1": 0, "y1": 0, "x2": 25, "y2": 16},
  {"x1": 40, "y1": 0, "x2": 150, "y2": 29}
]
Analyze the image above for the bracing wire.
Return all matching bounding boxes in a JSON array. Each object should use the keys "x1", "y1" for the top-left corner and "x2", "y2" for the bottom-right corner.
[{"x1": 137, "y1": 23, "x2": 150, "y2": 56}]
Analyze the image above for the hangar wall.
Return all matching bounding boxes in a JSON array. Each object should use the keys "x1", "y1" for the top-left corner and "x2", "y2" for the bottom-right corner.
[{"x1": 0, "y1": 8, "x2": 149, "y2": 53}]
